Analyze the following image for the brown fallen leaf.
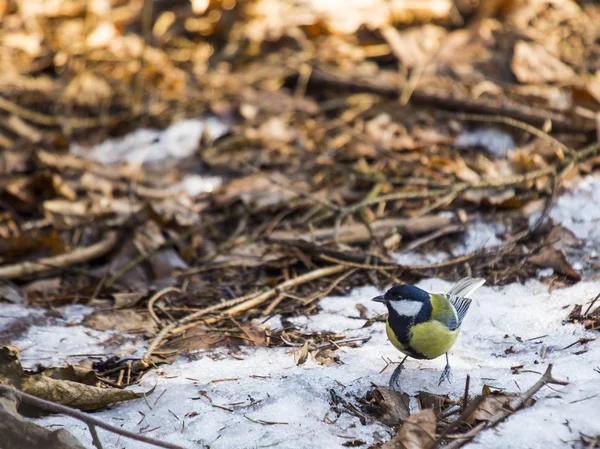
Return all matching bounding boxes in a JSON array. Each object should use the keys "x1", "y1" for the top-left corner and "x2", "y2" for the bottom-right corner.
[
  {"x1": 83, "y1": 309, "x2": 158, "y2": 334},
  {"x1": 0, "y1": 346, "x2": 139, "y2": 411},
  {"x1": 40, "y1": 365, "x2": 99, "y2": 386},
  {"x1": 212, "y1": 242, "x2": 286, "y2": 268},
  {"x1": 369, "y1": 385, "x2": 410, "y2": 427},
  {"x1": 294, "y1": 340, "x2": 311, "y2": 366},
  {"x1": 22, "y1": 375, "x2": 140, "y2": 411},
  {"x1": 512, "y1": 41, "x2": 577, "y2": 85},
  {"x1": 546, "y1": 225, "x2": 580, "y2": 250},
  {"x1": 381, "y1": 408, "x2": 436, "y2": 449},
  {"x1": 312, "y1": 348, "x2": 341, "y2": 366},
  {"x1": 0, "y1": 346, "x2": 24, "y2": 388},
  {"x1": 417, "y1": 391, "x2": 453, "y2": 415},
  {"x1": 214, "y1": 173, "x2": 305, "y2": 208},
  {"x1": 529, "y1": 246, "x2": 581, "y2": 279}
]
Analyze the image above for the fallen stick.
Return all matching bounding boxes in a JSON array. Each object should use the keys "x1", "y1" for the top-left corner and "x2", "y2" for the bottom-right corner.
[
  {"x1": 269, "y1": 215, "x2": 455, "y2": 244},
  {"x1": 0, "y1": 384, "x2": 185, "y2": 449},
  {"x1": 0, "y1": 232, "x2": 119, "y2": 280}
]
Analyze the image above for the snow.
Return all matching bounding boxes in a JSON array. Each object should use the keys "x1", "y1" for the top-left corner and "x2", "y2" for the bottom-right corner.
[
  {"x1": 394, "y1": 219, "x2": 505, "y2": 266},
  {"x1": 455, "y1": 128, "x2": 516, "y2": 158},
  {"x1": 17, "y1": 279, "x2": 600, "y2": 449},
  {"x1": 7, "y1": 304, "x2": 144, "y2": 367},
  {"x1": 544, "y1": 175, "x2": 600, "y2": 247}
]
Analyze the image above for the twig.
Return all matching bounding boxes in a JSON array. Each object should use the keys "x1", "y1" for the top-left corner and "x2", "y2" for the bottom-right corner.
[
  {"x1": 401, "y1": 224, "x2": 465, "y2": 252},
  {"x1": 147, "y1": 287, "x2": 181, "y2": 326},
  {"x1": 88, "y1": 424, "x2": 103, "y2": 449},
  {"x1": 144, "y1": 265, "x2": 346, "y2": 358},
  {"x1": 319, "y1": 254, "x2": 398, "y2": 271},
  {"x1": 308, "y1": 67, "x2": 594, "y2": 133},
  {"x1": 446, "y1": 112, "x2": 574, "y2": 157},
  {"x1": 462, "y1": 375, "x2": 470, "y2": 411},
  {"x1": 142, "y1": 289, "x2": 265, "y2": 360},
  {"x1": 270, "y1": 215, "x2": 454, "y2": 244},
  {"x1": 0, "y1": 232, "x2": 118, "y2": 280},
  {"x1": 302, "y1": 268, "x2": 358, "y2": 305},
  {"x1": 0, "y1": 384, "x2": 185, "y2": 449},
  {"x1": 0, "y1": 95, "x2": 129, "y2": 129},
  {"x1": 215, "y1": 264, "x2": 346, "y2": 317},
  {"x1": 435, "y1": 365, "x2": 567, "y2": 449}
]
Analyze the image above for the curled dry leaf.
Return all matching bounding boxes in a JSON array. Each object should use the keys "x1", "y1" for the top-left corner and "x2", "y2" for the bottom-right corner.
[
  {"x1": 311, "y1": 348, "x2": 341, "y2": 366},
  {"x1": 416, "y1": 391, "x2": 453, "y2": 415},
  {"x1": 466, "y1": 391, "x2": 534, "y2": 425},
  {"x1": 529, "y1": 246, "x2": 581, "y2": 279},
  {"x1": 369, "y1": 385, "x2": 410, "y2": 427},
  {"x1": 0, "y1": 346, "x2": 139, "y2": 411},
  {"x1": 529, "y1": 226, "x2": 582, "y2": 281},
  {"x1": 381, "y1": 408, "x2": 436, "y2": 449},
  {"x1": 22, "y1": 375, "x2": 140, "y2": 411},
  {"x1": 294, "y1": 340, "x2": 311, "y2": 366}
]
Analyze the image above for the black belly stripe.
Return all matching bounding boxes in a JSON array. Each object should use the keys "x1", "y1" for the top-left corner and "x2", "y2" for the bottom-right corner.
[{"x1": 387, "y1": 313, "x2": 428, "y2": 359}]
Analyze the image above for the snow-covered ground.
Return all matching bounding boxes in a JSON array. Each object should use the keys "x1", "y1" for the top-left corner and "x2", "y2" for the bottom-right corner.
[{"x1": 8, "y1": 278, "x2": 600, "y2": 449}]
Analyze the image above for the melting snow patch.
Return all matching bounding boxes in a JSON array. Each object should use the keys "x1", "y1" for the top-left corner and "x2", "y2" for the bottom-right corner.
[
  {"x1": 544, "y1": 175, "x2": 600, "y2": 247},
  {"x1": 4, "y1": 304, "x2": 143, "y2": 368},
  {"x1": 72, "y1": 117, "x2": 228, "y2": 165},
  {"x1": 455, "y1": 127, "x2": 516, "y2": 158},
  {"x1": 28, "y1": 280, "x2": 600, "y2": 449}
]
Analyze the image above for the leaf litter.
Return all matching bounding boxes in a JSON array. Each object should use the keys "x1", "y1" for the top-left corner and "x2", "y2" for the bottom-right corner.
[{"x1": 0, "y1": 0, "x2": 599, "y2": 448}]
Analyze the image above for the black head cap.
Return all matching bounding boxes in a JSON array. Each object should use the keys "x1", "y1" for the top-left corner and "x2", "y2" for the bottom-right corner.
[{"x1": 384, "y1": 284, "x2": 430, "y2": 303}]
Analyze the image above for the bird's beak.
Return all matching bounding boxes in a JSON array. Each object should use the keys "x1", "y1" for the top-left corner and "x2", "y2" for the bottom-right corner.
[{"x1": 372, "y1": 295, "x2": 386, "y2": 303}]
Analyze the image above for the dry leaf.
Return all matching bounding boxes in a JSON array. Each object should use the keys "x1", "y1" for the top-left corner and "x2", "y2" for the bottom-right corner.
[
  {"x1": 417, "y1": 391, "x2": 452, "y2": 414},
  {"x1": 370, "y1": 385, "x2": 410, "y2": 427},
  {"x1": 0, "y1": 346, "x2": 139, "y2": 411},
  {"x1": 546, "y1": 225, "x2": 580, "y2": 250},
  {"x1": 22, "y1": 375, "x2": 139, "y2": 411},
  {"x1": 40, "y1": 365, "x2": 99, "y2": 386},
  {"x1": 294, "y1": 340, "x2": 311, "y2": 366},
  {"x1": 529, "y1": 247, "x2": 581, "y2": 279},
  {"x1": 382, "y1": 408, "x2": 436, "y2": 449},
  {"x1": 512, "y1": 41, "x2": 577, "y2": 84},
  {"x1": 312, "y1": 349, "x2": 341, "y2": 366},
  {"x1": 214, "y1": 173, "x2": 304, "y2": 208},
  {"x1": 83, "y1": 309, "x2": 158, "y2": 334}
]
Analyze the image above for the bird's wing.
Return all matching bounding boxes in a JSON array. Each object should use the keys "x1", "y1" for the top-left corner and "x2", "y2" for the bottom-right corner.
[
  {"x1": 430, "y1": 294, "x2": 460, "y2": 331},
  {"x1": 444, "y1": 277, "x2": 485, "y2": 326},
  {"x1": 447, "y1": 277, "x2": 486, "y2": 298},
  {"x1": 445, "y1": 295, "x2": 472, "y2": 327}
]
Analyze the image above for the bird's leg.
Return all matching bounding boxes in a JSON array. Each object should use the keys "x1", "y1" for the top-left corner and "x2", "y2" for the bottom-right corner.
[
  {"x1": 389, "y1": 355, "x2": 408, "y2": 390},
  {"x1": 438, "y1": 353, "x2": 452, "y2": 386}
]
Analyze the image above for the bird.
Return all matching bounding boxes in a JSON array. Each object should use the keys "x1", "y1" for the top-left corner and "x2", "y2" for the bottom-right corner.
[{"x1": 372, "y1": 277, "x2": 485, "y2": 387}]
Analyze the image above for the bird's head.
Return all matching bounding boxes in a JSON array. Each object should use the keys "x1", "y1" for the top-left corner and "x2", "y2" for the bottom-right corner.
[{"x1": 372, "y1": 284, "x2": 432, "y2": 320}]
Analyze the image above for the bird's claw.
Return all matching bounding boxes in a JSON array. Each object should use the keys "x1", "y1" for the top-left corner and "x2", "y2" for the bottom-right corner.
[
  {"x1": 438, "y1": 364, "x2": 452, "y2": 386},
  {"x1": 389, "y1": 363, "x2": 404, "y2": 391},
  {"x1": 389, "y1": 356, "x2": 408, "y2": 391}
]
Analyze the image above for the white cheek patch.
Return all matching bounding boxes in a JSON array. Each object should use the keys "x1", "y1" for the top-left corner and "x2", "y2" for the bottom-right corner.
[{"x1": 389, "y1": 300, "x2": 423, "y2": 317}]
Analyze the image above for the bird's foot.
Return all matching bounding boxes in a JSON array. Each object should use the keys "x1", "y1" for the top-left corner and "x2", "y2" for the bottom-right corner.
[
  {"x1": 438, "y1": 364, "x2": 452, "y2": 386},
  {"x1": 388, "y1": 356, "x2": 408, "y2": 391},
  {"x1": 389, "y1": 364, "x2": 404, "y2": 390}
]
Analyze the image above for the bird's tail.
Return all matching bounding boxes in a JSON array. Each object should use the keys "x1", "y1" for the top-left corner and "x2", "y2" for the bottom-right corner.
[{"x1": 447, "y1": 277, "x2": 486, "y2": 298}]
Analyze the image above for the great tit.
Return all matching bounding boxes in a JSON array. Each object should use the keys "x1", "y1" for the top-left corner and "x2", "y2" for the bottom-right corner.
[{"x1": 372, "y1": 277, "x2": 485, "y2": 387}]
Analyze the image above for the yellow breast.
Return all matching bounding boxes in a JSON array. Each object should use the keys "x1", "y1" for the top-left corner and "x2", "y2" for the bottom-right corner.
[{"x1": 385, "y1": 319, "x2": 459, "y2": 360}]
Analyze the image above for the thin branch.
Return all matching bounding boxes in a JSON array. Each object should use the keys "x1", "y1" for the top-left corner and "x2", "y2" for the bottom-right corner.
[
  {"x1": 0, "y1": 384, "x2": 185, "y2": 449},
  {"x1": 0, "y1": 232, "x2": 119, "y2": 280}
]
